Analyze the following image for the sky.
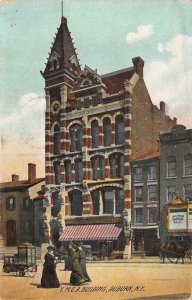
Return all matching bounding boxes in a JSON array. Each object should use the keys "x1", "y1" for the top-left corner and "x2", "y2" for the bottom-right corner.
[{"x1": 0, "y1": 0, "x2": 192, "y2": 182}]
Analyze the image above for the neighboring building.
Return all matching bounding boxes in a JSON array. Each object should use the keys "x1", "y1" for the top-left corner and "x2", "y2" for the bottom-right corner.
[
  {"x1": 159, "y1": 125, "x2": 192, "y2": 244},
  {"x1": 40, "y1": 16, "x2": 176, "y2": 258},
  {"x1": 0, "y1": 164, "x2": 45, "y2": 247},
  {"x1": 131, "y1": 151, "x2": 160, "y2": 256}
]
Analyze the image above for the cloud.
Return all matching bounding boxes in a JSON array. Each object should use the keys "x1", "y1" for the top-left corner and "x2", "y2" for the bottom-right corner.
[
  {"x1": 126, "y1": 24, "x2": 154, "y2": 44},
  {"x1": 0, "y1": 93, "x2": 46, "y2": 181},
  {"x1": 145, "y1": 34, "x2": 192, "y2": 128}
]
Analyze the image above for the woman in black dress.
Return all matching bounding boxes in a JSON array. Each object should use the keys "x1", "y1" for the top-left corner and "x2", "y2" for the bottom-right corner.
[{"x1": 41, "y1": 245, "x2": 60, "y2": 288}]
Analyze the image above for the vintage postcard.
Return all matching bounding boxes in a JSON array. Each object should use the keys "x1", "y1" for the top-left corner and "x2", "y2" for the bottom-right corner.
[{"x1": 0, "y1": 0, "x2": 191, "y2": 299}]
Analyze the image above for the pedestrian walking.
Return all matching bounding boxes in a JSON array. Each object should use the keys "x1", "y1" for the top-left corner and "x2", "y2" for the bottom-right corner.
[
  {"x1": 100, "y1": 244, "x2": 107, "y2": 260},
  {"x1": 41, "y1": 245, "x2": 60, "y2": 288},
  {"x1": 64, "y1": 242, "x2": 73, "y2": 271},
  {"x1": 78, "y1": 243, "x2": 91, "y2": 282},
  {"x1": 70, "y1": 244, "x2": 86, "y2": 286}
]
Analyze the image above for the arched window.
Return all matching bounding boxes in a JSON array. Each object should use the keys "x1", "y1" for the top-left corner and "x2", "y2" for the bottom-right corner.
[
  {"x1": 184, "y1": 154, "x2": 192, "y2": 176},
  {"x1": 69, "y1": 190, "x2": 83, "y2": 216},
  {"x1": 115, "y1": 115, "x2": 124, "y2": 145},
  {"x1": 75, "y1": 159, "x2": 83, "y2": 183},
  {"x1": 69, "y1": 125, "x2": 83, "y2": 152},
  {"x1": 54, "y1": 161, "x2": 61, "y2": 185},
  {"x1": 91, "y1": 120, "x2": 99, "y2": 148},
  {"x1": 53, "y1": 124, "x2": 61, "y2": 155},
  {"x1": 65, "y1": 160, "x2": 72, "y2": 184},
  {"x1": 91, "y1": 156, "x2": 105, "y2": 180},
  {"x1": 103, "y1": 118, "x2": 112, "y2": 146},
  {"x1": 167, "y1": 156, "x2": 176, "y2": 177}
]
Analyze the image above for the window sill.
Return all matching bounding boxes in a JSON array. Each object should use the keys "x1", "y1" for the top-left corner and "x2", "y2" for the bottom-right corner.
[
  {"x1": 182, "y1": 175, "x2": 192, "y2": 178},
  {"x1": 165, "y1": 177, "x2": 177, "y2": 180}
]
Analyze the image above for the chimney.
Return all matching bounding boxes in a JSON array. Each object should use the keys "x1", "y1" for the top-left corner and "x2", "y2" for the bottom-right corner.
[
  {"x1": 28, "y1": 163, "x2": 36, "y2": 182},
  {"x1": 160, "y1": 101, "x2": 165, "y2": 113},
  {"x1": 12, "y1": 174, "x2": 19, "y2": 182},
  {"x1": 132, "y1": 57, "x2": 144, "y2": 78}
]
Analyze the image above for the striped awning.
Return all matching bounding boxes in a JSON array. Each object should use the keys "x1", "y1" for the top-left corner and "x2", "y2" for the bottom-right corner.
[{"x1": 59, "y1": 224, "x2": 122, "y2": 241}]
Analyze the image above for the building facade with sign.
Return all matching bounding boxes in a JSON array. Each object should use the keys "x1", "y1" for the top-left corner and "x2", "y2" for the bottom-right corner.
[
  {"x1": 40, "y1": 16, "x2": 176, "y2": 258},
  {"x1": 131, "y1": 151, "x2": 160, "y2": 256},
  {"x1": 159, "y1": 125, "x2": 192, "y2": 244}
]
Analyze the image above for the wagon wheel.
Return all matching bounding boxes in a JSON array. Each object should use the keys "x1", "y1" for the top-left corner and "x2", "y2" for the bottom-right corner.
[
  {"x1": 26, "y1": 266, "x2": 37, "y2": 277},
  {"x1": 3, "y1": 266, "x2": 11, "y2": 273}
]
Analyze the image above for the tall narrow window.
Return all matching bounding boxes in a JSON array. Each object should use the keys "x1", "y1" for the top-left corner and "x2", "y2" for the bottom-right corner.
[
  {"x1": 148, "y1": 165, "x2": 157, "y2": 181},
  {"x1": 167, "y1": 156, "x2": 176, "y2": 177},
  {"x1": 135, "y1": 187, "x2": 143, "y2": 202},
  {"x1": 91, "y1": 120, "x2": 99, "y2": 148},
  {"x1": 53, "y1": 124, "x2": 60, "y2": 155},
  {"x1": 6, "y1": 198, "x2": 16, "y2": 210},
  {"x1": 184, "y1": 154, "x2": 192, "y2": 176},
  {"x1": 103, "y1": 191, "x2": 114, "y2": 214},
  {"x1": 115, "y1": 115, "x2": 124, "y2": 145},
  {"x1": 167, "y1": 186, "x2": 176, "y2": 202},
  {"x1": 103, "y1": 118, "x2": 112, "y2": 146},
  {"x1": 134, "y1": 208, "x2": 143, "y2": 223},
  {"x1": 75, "y1": 159, "x2": 83, "y2": 183},
  {"x1": 100, "y1": 157, "x2": 105, "y2": 180},
  {"x1": 117, "y1": 154, "x2": 124, "y2": 177},
  {"x1": 109, "y1": 155, "x2": 116, "y2": 178},
  {"x1": 92, "y1": 190, "x2": 100, "y2": 215},
  {"x1": 148, "y1": 185, "x2": 157, "y2": 201},
  {"x1": 69, "y1": 125, "x2": 83, "y2": 152},
  {"x1": 54, "y1": 161, "x2": 61, "y2": 185},
  {"x1": 65, "y1": 160, "x2": 72, "y2": 184},
  {"x1": 148, "y1": 207, "x2": 157, "y2": 223},
  {"x1": 69, "y1": 191, "x2": 83, "y2": 216},
  {"x1": 134, "y1": 167, "x2": 142, "y2": 181},
  {"x1": 91, "y1": 157, "x2": 98, "y2": 180},
  {"x1": 115, "y1": 190, "x2": 124, "y2": 214}
]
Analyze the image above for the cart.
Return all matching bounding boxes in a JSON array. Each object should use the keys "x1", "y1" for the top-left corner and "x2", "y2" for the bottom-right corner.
[
  {"x1": 3, "y1": 243, "x2": 38, "y2": 277},
  {"x1": 161, "y1": 242, "x2": 192, "y2": 264}
]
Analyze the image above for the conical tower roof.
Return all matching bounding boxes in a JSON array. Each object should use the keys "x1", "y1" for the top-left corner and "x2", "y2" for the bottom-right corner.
[{"x1": 43, "y1": 17, "x2": 81, "y2": 76}]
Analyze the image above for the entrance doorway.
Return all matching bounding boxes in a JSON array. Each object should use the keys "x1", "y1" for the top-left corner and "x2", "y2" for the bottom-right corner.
[{"x1": 6, "y1": 220, "x2": 16, "y2": 246}]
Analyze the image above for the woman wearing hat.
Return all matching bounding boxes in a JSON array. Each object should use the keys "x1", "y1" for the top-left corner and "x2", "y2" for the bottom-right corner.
[
  {"x1": 41, "y1": 245, "x2": 60, "y2": 288},
  {"x1": 70, "y1": 244, "x2": 86, "y2": 286},
  {"x1": 78, "y1": 243, "x2": 91, "y2": 282}
]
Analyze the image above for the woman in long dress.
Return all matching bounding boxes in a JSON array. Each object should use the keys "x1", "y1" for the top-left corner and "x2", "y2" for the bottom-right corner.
[
  {"x1": 70, "y1": 244, "x2": 86, "y2": 286},
  {"x1": 79, "y1": 244, "x2": 91, "y2": 282},
  {"x1": 41, "y1": 245, "x2": 60, "y2": 288}
]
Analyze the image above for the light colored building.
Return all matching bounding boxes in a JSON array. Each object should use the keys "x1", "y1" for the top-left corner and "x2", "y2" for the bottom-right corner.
[{"x1": 0, "y1": 164, "x2": 45, "y2": 247}]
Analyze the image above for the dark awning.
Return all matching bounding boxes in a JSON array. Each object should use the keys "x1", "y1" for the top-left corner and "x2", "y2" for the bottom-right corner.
[{"x1": 59, "y1": 224, "x2": 122, "y2": 241}]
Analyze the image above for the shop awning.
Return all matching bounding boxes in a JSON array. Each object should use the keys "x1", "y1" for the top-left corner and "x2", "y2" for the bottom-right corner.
[{"x1": 59, "y1": 224, "x2": 122, "y2": 241}]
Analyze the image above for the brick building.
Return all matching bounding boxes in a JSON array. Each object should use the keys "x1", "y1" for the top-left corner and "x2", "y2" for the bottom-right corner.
[
  {"x1": 159, "y1": 125, "x2": 192, "y2": 245},
  {"x1": 40, "y1": 16, "x2": 176, "y2": 258},
  {"x1": 131, "y1": 151, "x2": 160, "y2": 256},
  {"x1": 0, "y1": 164, "x2": 45, "y2": 247}
]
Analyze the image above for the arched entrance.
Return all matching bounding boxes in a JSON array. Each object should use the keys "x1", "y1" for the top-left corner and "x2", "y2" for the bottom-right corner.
[{"x1": 6, "y1": 220, "x2": 16, "y2": 246}]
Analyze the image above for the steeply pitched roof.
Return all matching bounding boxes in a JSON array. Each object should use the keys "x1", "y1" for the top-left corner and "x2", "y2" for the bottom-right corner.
[
  {"x1": 43, "y1": 17, "x2": 81, "y2": 76},
  {"x1": 0, "y1": 178, "x2": 45, "y2": 192},
  {"x1": 101, "y1": 67, "x2": 134, "y2": 94}
]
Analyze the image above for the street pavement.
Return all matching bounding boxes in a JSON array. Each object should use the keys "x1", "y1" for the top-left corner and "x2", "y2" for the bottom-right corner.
[{"x1": 0, "y1": 260, "x2": 191, "y2": 300}]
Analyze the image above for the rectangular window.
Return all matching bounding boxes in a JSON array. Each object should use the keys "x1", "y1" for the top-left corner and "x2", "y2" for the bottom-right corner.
[
  {"x1": 6, "y1": 198, "x2": 15, "y2": 210},
  {"x1": 148, "y1": 165, "x2": 157, "y2": 181},
  {"x1": 100, "y1": 158, "x2": 105, "y2": 180},
  {"x1": 184, "y1": 159, "x2": 192, "y2": 176},
  {"x1": 148, "y1": 185, "x2": 157, "y2": 201},
  {"x1": 167, "y1": 186, "x2": 176, "y2": 202},
  {"x1": 84, "y1": 97, "x2": 90, "y2": 108},
  {"x1": 92, "y1": 159, "x2": 98, "y2": 180},
  {"x1": 92, "y1": 190, "x2": 100, "y2": 215},
  {"x1": 65, "y1": 161, "x2": 72, "y2": 184},
  {"x1": 92, "y1": 95, "x2": 98, "y2": 106},
  {"x1": 104, "y1": 191, "x2": 114, "y2": 214},
  {"x1": 184, "y1": 184, "x2": 192, "y2": 201},
  {"x1": 76, "y1": 99, "x2": 82, "y2": 110},
  {"x1": 23, "y1": 198, "x2": 31, "y2": 210},
  {"x1": 148, "y1": 207, "x2": 157, "y2": 223},
  {"x1": 115, "y1": 190, "x2": 124, "y2": 214},
  {"x1": 134, "y1": 167, "x2": 142, "y2": 181},
  {"x1": 134, "y1": 208, "x2": 143, "y2": 223},
  {"x1": 167, "y1": 161, "x2": 176, "y2": 177},
  {"x1": 134, "y1": 186, "x2": 143, "y2": 202}
]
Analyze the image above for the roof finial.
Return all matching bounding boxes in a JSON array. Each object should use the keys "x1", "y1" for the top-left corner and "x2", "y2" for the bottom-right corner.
[{"x1": 61, "y1": 1, "x2": 63, "y2": 17}]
